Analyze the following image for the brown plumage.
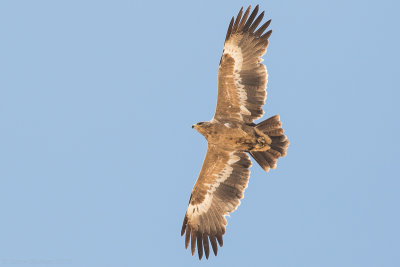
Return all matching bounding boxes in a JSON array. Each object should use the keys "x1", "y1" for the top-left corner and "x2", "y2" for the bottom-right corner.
[{"x1": 181, "y1": 5, "x2": 289, "y2": 260}]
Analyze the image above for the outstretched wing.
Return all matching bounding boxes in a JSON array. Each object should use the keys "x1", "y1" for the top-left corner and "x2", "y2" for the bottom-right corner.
[
  {"x1": 214, "y1": 5, "x2": 272, "y2": 124},
  {"x1": 181, "y1": 145, "x2": 252, "y2": 259}
]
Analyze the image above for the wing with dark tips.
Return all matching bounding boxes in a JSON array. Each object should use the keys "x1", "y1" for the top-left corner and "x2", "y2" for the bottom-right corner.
[
  {"x1": 215, "y1": 5, "x2": 272, "y2": 124},
  {"x1": 181, "y1": 145, "x2": 251, "y2": 259}
]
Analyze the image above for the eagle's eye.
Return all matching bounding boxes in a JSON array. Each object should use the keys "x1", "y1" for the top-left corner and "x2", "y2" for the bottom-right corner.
[{"x1": 197, "y1": 122, "x2": 204, "y2": 126}]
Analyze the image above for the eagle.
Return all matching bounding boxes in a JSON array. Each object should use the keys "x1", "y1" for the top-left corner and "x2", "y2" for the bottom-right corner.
[{"x1": 181, "y1": 5, "x2": 289, "y2": 260}]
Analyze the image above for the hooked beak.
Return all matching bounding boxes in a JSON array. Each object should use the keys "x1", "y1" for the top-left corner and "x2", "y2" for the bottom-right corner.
[{"x1": 192, "y1": 124, "x2": 196, "y2": 129}]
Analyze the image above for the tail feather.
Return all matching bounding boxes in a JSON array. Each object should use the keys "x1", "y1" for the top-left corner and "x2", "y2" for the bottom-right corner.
[{"x1": 250, "y1": 114, "x2": 289, "y2": 171}]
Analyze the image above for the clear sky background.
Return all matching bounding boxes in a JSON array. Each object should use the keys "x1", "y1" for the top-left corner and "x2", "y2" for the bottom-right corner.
[{"x1": 1, "y1": 0, "x2": 399, "y2": 266}]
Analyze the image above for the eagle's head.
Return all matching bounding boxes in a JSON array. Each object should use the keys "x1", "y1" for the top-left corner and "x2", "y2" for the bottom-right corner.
[{"x1": 192, "y1": 121, "x2": 211, "y2": 137}]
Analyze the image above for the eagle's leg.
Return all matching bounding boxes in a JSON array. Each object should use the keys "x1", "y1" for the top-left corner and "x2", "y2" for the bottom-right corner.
[{"x1": 253, "y1": 128, "x2": 272, "y2": 151}]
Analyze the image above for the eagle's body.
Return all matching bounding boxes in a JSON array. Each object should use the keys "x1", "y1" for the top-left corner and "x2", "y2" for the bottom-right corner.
[
  {"x1": 181, "y1": 5, "x2": 289, "y2": 260},
  {"x1": 194, "y1": 120, "x2": 271, "y2": 152}
]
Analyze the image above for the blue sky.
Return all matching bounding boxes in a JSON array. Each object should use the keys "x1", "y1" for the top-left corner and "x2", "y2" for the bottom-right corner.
[{"x1": 1, "y1": 0, "x2": 399, "y2": 266}]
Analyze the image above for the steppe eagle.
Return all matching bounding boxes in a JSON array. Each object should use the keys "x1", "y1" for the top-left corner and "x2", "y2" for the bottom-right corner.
[{"x1": 181, "y1": 5, "x2": 289, "y2": 260}]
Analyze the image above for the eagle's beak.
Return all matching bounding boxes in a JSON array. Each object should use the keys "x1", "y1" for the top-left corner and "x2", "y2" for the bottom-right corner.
[{"x1": 192, "y1": 124, "x2": 196, "y2": 129}]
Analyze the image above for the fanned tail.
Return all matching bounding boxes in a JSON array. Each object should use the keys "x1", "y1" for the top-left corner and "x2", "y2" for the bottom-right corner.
[{"x1": 250, "y1": 115, "x2": 289, "y2": 171}]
